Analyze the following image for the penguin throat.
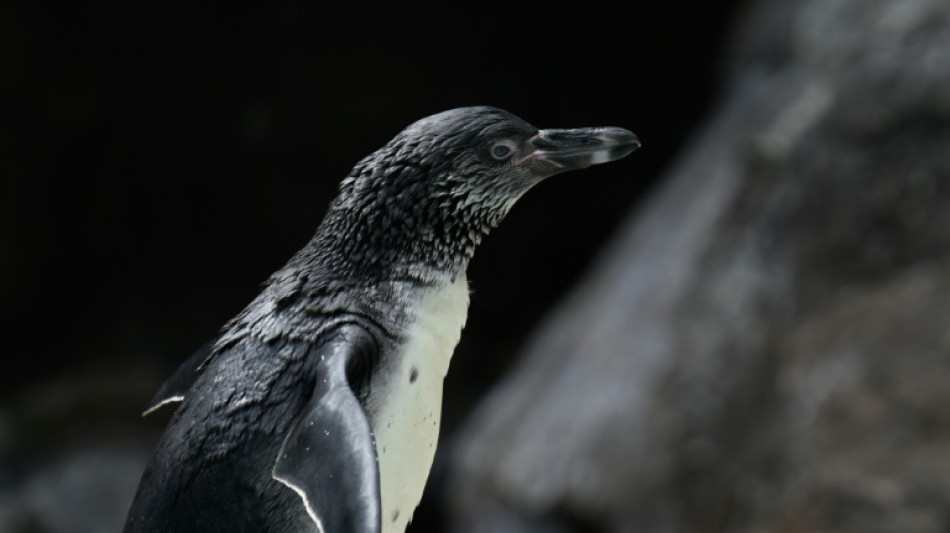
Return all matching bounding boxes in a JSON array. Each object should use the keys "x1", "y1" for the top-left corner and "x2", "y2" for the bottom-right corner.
[{"x1": 305, "y1": 199, "x2": 498, "y2": 281}]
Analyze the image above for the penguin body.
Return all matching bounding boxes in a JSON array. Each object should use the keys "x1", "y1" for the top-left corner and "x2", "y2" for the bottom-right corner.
[{"x1": 124, "y1": 107, "x2": 638, "y2": 533}]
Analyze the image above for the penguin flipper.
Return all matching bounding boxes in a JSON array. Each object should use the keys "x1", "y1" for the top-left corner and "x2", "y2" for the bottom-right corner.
[
  {"x1": 143, "y1": 341, "x2": 214, "y2": 416},
  {"x1": 273, "y1": 324, "x2": 381, "y2": 533}
]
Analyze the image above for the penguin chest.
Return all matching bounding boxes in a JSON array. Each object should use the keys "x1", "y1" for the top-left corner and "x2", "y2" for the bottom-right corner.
[{"x1": 370, "y1": 276, "x2": 470, "y2": 533}]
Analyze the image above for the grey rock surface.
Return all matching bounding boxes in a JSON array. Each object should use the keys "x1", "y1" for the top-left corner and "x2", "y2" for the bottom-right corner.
[
  {"x1": 447, "y1": 0, "x2": 950, "y2": 531},
  {"x1": 0, "y1": 372, "x2": 157, "y2": 533},
  {"x1": 0, "y1": 447, "x2": 149, "y2": 533}
]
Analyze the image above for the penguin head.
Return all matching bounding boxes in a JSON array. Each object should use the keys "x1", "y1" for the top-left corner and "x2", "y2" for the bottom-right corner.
[
  {"x1": 320, "y1": 106, "x2": 639, "y2": 275},
  {"x1": 393, "y1": 106, "x2": 547, "y2": 222},
  {"x1": 344, "y1": 106, "x2": 639, "y2": 228}
]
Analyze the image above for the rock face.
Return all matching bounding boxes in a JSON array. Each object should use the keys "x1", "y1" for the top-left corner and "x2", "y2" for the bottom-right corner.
[
  {"x1": 447, "y1": 1, "x2": 950, "y2": 532},
  {"x1": 0, "y1": 448, "x2": 148, "y2": 533}
]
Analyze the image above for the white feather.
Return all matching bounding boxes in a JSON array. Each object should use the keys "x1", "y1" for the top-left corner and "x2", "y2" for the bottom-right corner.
[{"x1": 369, "y1": 275, "x2": 470, "y2": 533}]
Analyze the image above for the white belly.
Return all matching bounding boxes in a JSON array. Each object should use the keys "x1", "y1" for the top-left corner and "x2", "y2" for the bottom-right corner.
[{"x1": 369, "y1": 276, "x2": 470, "y2": 533}]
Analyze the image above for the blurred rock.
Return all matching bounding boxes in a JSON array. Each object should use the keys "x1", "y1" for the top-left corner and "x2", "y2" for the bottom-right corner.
[
  {"x1": 0, "y1": 370, "x2": 159, "y2": 533},
  {"x1": 0, "y1": 447, "x2": 149, "y2": 533},
  {"x1": 447, "y1": 0, "x2": 950, "y2": 532}
]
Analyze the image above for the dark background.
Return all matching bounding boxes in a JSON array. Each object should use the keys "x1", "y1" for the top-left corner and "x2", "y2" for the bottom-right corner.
[{"x1": 1, "y1": 0, "x2": 746, "y2": 528}]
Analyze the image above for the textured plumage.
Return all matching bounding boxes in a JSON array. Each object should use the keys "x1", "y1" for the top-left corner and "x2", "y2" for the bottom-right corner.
[{"x1": 124, "y1": 106, "x2": 638, "y2": 533}]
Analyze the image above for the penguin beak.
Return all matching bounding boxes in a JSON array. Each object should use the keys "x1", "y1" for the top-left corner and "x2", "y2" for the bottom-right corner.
[{"x1": 527, "y1": 127, "x2": 640, "y2": 172}]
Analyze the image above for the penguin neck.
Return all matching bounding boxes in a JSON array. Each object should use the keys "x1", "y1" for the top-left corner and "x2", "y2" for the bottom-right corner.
[{"x1": 297, "y1": 204, "x2": 491, "y2": 285}]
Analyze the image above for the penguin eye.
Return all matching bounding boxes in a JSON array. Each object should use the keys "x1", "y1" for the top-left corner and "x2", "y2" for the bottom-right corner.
[{"x1": 490, "y1": 140, "x2": 517, "y2": 161}]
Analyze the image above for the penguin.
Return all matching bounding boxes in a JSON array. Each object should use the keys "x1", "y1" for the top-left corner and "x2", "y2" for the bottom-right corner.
[{"x1": 123, "y1": 106, "x2": 639, "y2": 533}]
